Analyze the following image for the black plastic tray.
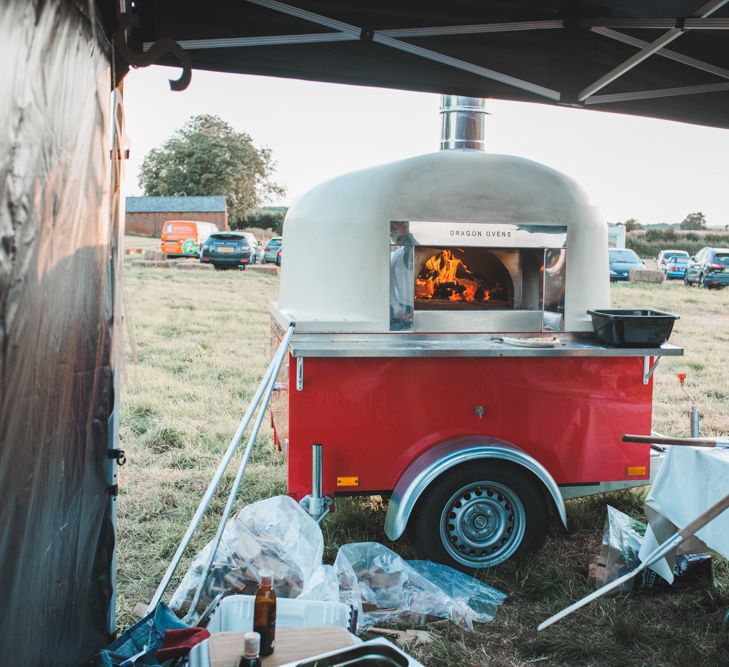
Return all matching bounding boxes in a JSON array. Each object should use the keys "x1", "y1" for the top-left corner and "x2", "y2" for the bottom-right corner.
[{"x1": 587, "y1": 309, "x2": 679, "y2": 347}]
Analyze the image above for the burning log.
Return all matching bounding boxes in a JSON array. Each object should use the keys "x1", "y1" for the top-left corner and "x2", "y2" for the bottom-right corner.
[{"x1": 415, "y1": 249, "x2": 501, "y2": 304}]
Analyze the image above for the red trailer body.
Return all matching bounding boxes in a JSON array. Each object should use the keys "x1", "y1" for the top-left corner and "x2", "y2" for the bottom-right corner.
[{"x1": 273, "y1": 350, "x2": 653, "y2": 502}]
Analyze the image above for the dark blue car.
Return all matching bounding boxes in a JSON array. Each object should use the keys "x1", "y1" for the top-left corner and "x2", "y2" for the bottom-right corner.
[
  {"x1": 609, "y1": 248, "x2": 644, "y2": 282},
  {"x1": 684, "y1": 247, "x2": 729, "y2": 288},
  {"x1": 200, "y1": 232, "x2": 255, "y2": 270}
]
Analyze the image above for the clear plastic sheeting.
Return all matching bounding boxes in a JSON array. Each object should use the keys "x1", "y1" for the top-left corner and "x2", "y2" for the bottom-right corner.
[
  {"x1": 332, "y1": 543, "x2": 505, "y2": 631},
  {"x1": 408, "y1": 560, "x2": 506, "y2": 625},
  {"x1": 170, "y1": 496, "x2": 324, "y2": 615},
  {"x1": 600, "y1": 505, "x2": 647, "y2": 591},
  {"x1": 170, "y1": 499, "x2": 504, "y2": 632}
]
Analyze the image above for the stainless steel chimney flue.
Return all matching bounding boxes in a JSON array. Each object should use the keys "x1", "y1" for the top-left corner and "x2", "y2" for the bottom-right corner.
[{"x1": 440, "y1": 95, "x2": 487, "y2": 151}]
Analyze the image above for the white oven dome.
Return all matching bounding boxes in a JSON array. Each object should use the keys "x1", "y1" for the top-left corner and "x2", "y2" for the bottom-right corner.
[{"x1": 275, "y1": 150, "x2": 609, "y2": 333}]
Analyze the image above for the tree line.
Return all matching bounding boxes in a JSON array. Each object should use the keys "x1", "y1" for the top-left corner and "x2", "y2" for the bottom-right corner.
[
  {"x1": 625, "y1": 226, "x2": 729, "y2": 258},
  {"x1": 621, "y1": 211, "x2": 717, "y2": 232},
  {"x1": 139, "y1": 114, "x2": 286, "y2": 232}
]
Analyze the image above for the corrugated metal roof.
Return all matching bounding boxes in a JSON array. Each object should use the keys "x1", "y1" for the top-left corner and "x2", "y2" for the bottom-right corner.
[{"x1": 126, "y1": 195, "x2": 227, "y2": 213}]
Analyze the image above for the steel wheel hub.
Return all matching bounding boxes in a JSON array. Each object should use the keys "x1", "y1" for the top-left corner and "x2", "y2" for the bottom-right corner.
[{"x1": 439, "y1": 480, "x2": 526, "y2": 568}]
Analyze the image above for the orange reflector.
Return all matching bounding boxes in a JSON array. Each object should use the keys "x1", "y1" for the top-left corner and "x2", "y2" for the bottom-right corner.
[
  {"x1": 626, "y1": 466, "x2": 647, "y2": 477},
  {"x1": 337, "y1": 476, "x2": 359, "y2": 487}
]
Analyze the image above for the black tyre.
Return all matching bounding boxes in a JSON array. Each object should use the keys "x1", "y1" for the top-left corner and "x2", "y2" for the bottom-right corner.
[
  {"x1": 684, "y1": 274, "x2": 690, "y2": 286},
  {"x1": 413, "y1": 462, "x2": 548, "y2": 571},
  {"x1": 698, "y1": 272, "x2": 705, "y2": 288}
]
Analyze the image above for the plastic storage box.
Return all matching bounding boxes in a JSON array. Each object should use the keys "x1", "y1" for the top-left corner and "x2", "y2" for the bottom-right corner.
[{"x1": 587, "y1": 309, "x2": 679, "y2": 347}]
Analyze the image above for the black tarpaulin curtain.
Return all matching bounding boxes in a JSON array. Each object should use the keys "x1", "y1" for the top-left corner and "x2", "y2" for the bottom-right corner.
[{"x1": 0, "y1": 1, "x2": 116, "y2": 664}]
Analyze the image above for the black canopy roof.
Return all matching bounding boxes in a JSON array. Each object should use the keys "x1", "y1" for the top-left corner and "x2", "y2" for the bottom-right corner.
[{"x1": 126, "y1": 0, "x2": 729, "y2": 129}]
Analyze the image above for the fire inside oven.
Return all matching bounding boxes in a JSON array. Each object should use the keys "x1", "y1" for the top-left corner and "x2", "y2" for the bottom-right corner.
[{"x1": 414, "y1": 247, "x2": 539, "y2": 310}]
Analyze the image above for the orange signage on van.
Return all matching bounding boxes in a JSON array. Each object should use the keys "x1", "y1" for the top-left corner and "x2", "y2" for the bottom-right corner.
[{"x1": 160, "y1": 221, "x2": 219, "y2": 257}]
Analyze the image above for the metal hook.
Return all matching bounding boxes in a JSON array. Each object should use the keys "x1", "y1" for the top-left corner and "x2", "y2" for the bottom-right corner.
[{"x1": 113, "y1": 14, "x2": 192, "y2": 91}]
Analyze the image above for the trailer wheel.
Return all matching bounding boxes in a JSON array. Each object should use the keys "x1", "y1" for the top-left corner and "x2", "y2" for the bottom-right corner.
[{"x1": 413, "y1": 462, "x2": 547, "y2": 570}]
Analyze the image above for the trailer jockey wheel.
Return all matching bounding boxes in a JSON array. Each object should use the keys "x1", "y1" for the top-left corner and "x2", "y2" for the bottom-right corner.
[{"x1": 414, "y1": 462, "x2": 547, "y2": 570}]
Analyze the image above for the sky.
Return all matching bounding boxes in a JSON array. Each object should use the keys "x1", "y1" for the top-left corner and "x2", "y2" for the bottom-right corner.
[{"x1": 124, "y1": 66, "x2": 729, "y2": 227}]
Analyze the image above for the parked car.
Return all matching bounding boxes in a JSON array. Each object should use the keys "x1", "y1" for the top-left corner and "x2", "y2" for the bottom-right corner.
[
  {"x1": 160, "y1": 220, "x2": 218, "y2": 257},
  {"x1": 656, "y1": 249, "x2": 689, "y2": 272},
  {"x1": 664, "y1": 254, "x2": 689, "y2": 280},
  {"x1": 684, "y1": 247, "x2": 729, "y2": 288},
  {"x1": 608, "y1": 248, "x2": 644, "y2": 281},
  {"x1": 238, "y1": 232, "x2": 260, "y2": 263},
  {"x1": 199, "y1": 232, "x2": 255, "y2": 270},
  {"x1": 263, "y1": 236, "x2": 282, "y2": 263}
]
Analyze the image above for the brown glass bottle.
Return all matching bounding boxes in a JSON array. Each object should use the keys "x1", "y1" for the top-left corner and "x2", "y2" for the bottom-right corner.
[
  {"x1": 253, "y1": 571, "x2": 276, "y2": 657},
  {"x1": 238, "y1": 631, "x2": 262, "y2": 667}
]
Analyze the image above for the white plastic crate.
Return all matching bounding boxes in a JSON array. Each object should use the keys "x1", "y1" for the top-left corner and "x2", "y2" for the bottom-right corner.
[
  {"x1": 188, "y1": 595, "x2": 350, "y2": 667},
  {"x1": 206, "y1": 594, "x2": 350, "y2": 633}
]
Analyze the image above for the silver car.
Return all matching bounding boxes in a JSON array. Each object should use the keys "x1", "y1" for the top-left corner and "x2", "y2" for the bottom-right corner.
[
  {"x1": 239, "y1": 232, "x2": 260, "y2": 263},
  {"x1": 263, "y1": 236, "x2": 282, "y2": 263}
]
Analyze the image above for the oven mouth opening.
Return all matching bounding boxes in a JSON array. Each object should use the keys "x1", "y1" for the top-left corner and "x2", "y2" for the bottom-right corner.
[{"x1": 414, "y1": 247, "x2": 514, "y2": 311}]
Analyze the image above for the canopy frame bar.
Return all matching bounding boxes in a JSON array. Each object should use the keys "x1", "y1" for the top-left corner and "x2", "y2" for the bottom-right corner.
[
  {"x1": 592, "y1": 27, "x2": 729, "y2": 81},
  {"x1": 584, "y1": 80, "x2": 729, "y2": 104},
  {"x1": 167, "y1": 32, "x2": 354, "y2": 50},
  {"x1": 244, "y1": 0, "x2": 561, "y2": 100},
  {"x1": 578, "y1": 0, "x2": 729, "y2": 101},
  {"x1": 583, "y1": 17, "x2": 729, "y2": 29},
  {"x1": 378, "y1": 20, "x2": 564, "y2": 37},
  {"x1": 155, "y1": 20, "x2": 564, "y2": 52}
]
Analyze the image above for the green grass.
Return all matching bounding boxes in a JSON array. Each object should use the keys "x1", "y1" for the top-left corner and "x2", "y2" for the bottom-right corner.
[{"x1": 119, "y1": 266, "x2": 729, "y2": 665}]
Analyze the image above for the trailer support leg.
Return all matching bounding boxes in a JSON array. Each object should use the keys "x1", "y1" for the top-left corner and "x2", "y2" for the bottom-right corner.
[{"x1": 301, "y1": 443, "x2": 332, "y2": 522}]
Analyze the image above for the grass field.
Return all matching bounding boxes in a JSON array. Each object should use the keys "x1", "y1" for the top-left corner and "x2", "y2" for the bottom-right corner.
[{"x1": 119, "y1": 265, "x2": 729, "y2": 666}]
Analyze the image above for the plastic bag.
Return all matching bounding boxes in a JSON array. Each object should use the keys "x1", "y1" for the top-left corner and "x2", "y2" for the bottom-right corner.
[
  {"x1": 600, "y1": 505, "x2": 647, "y2": 591},
  {"x1": 299, "y1": 563, "x2": 341, "y2": 604},
  {"x1": 170, "y1": 496, "x2": 324, "y2": 615},
  {"x1": 332, "y1": 542, "x2": 505, "y2": 631},
  {"x1": 408, "y1": 560, "x2": 506, "y2": 624}
]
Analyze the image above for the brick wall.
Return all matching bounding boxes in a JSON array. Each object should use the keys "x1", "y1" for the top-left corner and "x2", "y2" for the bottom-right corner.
[{"x1": 125, "y1": 210, "x2": 228, "y2": 237}]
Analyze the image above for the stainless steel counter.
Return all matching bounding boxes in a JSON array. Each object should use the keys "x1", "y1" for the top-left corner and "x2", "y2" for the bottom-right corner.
[{"x1": 289, "y1": 332, "x2": 683, "y2": 358}]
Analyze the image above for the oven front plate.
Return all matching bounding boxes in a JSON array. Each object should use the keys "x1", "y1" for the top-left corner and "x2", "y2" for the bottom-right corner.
[{"x1": 390, "y1": 221, "x2": 566, "y2": 332}]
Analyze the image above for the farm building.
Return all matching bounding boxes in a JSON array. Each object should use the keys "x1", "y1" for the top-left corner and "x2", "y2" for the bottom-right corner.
[{"x1": 126, "y1": 195, "x2": 228, "y2": 236}]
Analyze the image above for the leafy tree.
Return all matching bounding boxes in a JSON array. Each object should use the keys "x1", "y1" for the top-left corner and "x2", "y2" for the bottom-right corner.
[
  {"x1": 624, "y1": 218, "x2": 642, "y2": 232},
  {"x1": 234, "y1": 208, "x2": 287, "y2": 234},
  {"x1": 679, "y1": 211, "x2": 707, "y2": 230},
  {"x1": 139, "y1": 114, "x2": 284, "y2": 223}
]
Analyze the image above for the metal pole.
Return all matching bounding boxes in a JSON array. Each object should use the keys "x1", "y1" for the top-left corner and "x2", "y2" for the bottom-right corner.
[
  {"x1": 622, "y1": 434, "x2": 727, "y2": 448},
  {"x1": 183, "y1": 328, "x2": 293, "y2": 622},
  {"x1": 308, "y1": 444, "x2": 324, "y2": 517},
  {"x1": 148, "y1": 324, "x2": 295, "y2": 610},
  {"x1": 690, "y1": 404, "x2": 700, "y2": 438}
]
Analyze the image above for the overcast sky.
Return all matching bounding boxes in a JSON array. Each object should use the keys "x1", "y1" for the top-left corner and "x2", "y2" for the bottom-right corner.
[{"x1": 124, "y1": 66, "x2": 729, "y2": 227}]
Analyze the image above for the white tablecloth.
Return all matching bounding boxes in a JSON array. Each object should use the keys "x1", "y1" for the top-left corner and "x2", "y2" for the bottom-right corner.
[{"x1": 640, "y1": 445, "x2": 729, "y2": 583}]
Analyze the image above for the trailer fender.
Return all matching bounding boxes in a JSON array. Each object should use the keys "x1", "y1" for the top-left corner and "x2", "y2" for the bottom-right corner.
[{"x1": 384, "y1": 436, "x2": 567, "y2": 541}]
